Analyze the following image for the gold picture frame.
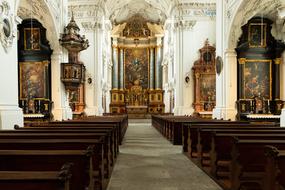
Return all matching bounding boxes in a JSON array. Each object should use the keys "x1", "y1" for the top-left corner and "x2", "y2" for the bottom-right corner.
[
  {"x1": 19, "y1": 61, "x2": 49, "y2": 99},
  {"x1": 243, "y1": 59, "x2": 272, "y2": 99}
]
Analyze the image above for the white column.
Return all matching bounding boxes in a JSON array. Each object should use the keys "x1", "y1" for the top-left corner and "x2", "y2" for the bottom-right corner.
[
  {"x1": 173, "y1": 24, "x2": 184, "y2": 115},
  {"x1": 212, "y1": 0, "x2": 237, "y2": 120},
  {"x1": 96, "y1": 27, "x2": 104, "y2": 115},
  {"x1": 51, "y1": 51, "x2": 72, "y2": 120},
  {"x1": 213, "y1": 49, "x2": 237, "y2": 120},
  {"x1": 84, "y1": 26, "x2": 104, "y2": 116}
]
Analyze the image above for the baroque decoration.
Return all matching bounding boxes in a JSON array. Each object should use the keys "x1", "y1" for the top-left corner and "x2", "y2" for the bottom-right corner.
[
  {"x1": 122, "y1": 14, "x2": 150, "y2": 38},
  {"x1": 0, "y1": 1, "x2": 15, "y2": 52},
  {"x1": 192, "y1": 39, "x2": 216, "y2": 117},
  {"x1": 59, "y1": 13, "x2": 89, "y2": 116}
]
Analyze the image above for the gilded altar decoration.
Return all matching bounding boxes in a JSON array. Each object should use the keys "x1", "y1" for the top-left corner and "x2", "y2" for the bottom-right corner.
[
  {"x1": 126, "y1": 80, "x2": 148, "y2": 106},
  {"x1": 125, "y1": 48, "x2": 149, "y2": 90},
  {"x1": 192, "y1": 39, "x2": 216, "y2": 115},
  {"x1": 123, "y1": 14, "x2": 150, "y2": 38}
]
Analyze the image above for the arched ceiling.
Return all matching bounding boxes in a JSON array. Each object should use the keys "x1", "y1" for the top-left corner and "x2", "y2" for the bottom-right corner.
[{"x1": 104, "y1": 0, "x2": 177, "y2": 24}]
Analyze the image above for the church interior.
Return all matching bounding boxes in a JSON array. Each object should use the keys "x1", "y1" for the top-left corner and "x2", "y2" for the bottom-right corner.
[{"x1": 1, "y1": 0, "x2": 285, "y2": 189}]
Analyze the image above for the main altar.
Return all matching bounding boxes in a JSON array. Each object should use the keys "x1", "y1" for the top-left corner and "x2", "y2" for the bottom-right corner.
[{"x1": 109, "y1": 15, "x2": 165, "y2": 118}]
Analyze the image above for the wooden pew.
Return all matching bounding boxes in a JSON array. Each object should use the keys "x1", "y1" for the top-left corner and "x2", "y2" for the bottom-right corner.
[
  {"x1": 0, "y1": 149, "x2": 92, "y2": 190},
  {"x1": 151, "y1": 115, "x2": 239, "y2": 145},
  {"x1": 0, "y1": 131, "x2": 114, "y2": 180},
  {"x1": 196, "y1": 127, "x2": 285, "y2": 168},
  {"x1": 59, "y1": 115, "x2": 128, "y2": 144},
  {"x1": 183, "y1": 122, "x2": 264, "y2": 156},
  {"x1": 219, "y1": 139, "x2": 285, "y2": 190},
  {"x1": 0, "y1": 162, "x2": 72, "y2": 190},
  {"x1": 0, "y1": 138, "x2": 105, "y2": 190},
  {"x1": 20, "y1": 122, "x2": 120, "y2": 155},
  {"x1": 264, "y1": 145, "x2": 285, "y2": 190}
]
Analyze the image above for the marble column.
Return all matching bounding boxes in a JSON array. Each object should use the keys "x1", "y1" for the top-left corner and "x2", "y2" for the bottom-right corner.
[
  {"x1": 155, "y1": 45, "x2": 162, "y2": 89},
  {"x1": 149, "y1": 48, "x2": 155, "y2": 89},
  {"x1": 119, "y1": 48, "x2": 124, "y2": 89},
  {"x1": 112, "y1": 46, "x2": 119, "y2": 89}
]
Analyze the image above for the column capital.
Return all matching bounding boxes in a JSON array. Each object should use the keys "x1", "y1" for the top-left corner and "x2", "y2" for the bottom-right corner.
[
  {"x1": 51, "y1": 51, "x2": 63, "y2": 61},
  {"x1": 224, "y1": 49, "x2": 237, "y2": 57},
  {"x1": 275, "y1": 58, "x2": 282, "y2": 64}
]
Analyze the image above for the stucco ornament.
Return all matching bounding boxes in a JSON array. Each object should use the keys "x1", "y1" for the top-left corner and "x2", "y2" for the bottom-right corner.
[{"x1": 0, "y1": 1, "x2": 15, "y2": 52}]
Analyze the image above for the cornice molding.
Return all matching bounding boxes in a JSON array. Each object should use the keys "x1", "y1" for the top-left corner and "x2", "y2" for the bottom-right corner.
[
  {"x1": 174, "y1": 20, "x2": 197, "y2": 30},
  {"x1": 81, "y1": 21, "x2": 102, "y2": 31},
  {"x1": 68, "y1": 4, "x2": 103, "y2": 20},
  {"x1": 174, "y1": 2, "x2": 216, "y2": 20}
]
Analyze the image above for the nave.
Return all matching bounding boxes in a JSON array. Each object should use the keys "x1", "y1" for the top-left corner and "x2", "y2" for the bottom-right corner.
[{"x1": 107, "y1": 119, "x2": 222, "y2": 190}]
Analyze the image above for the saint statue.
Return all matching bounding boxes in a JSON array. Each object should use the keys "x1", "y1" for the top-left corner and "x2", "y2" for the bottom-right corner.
[{"x1": 130, "y1": 79, "x2": 143, "y2": 106}]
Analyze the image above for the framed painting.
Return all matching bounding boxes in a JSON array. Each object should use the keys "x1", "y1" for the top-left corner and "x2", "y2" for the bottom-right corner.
[
  {"x1": 69, "y1": 89, "x2": 80, "y2": 103},
  {"x1": 200, "y1": 74, "x2": 216, "y2": 102},
  {"x1": 248, "y1": 23, "x2": 267, "y2": 48},
  {"x1": 124, "y1": 48, "x2": 149, "y2": 90},
  {"x1": 20, "y1": 61, "x2": 49, "y2": 99},
  {"x1": 243, "y1": 60, "x2": 272, "y2": 99},
  {"x1": 24, "y1": 28, "x2": 41, "y2": 50}
]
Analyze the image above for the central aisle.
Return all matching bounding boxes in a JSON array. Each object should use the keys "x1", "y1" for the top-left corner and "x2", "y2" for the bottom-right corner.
[{"x1": 107, "y1": 119, "x2": 222, "y2": 190}]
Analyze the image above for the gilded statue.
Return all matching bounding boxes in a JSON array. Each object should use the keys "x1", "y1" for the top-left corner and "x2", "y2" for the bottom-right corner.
[{"x1": 130, "y1": 80, "x2": 142, "y2": 106}]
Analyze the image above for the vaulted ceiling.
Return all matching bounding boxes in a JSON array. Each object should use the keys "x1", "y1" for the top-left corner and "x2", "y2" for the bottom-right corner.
[
  {"x1": 104, "y1": 0, "x2": 177, "y2": 24},
  {"x1": 68, "y1": 0, "x2": 179, "y2": 24}
]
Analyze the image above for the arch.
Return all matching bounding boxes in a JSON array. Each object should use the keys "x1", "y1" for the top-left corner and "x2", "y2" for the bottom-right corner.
[
  {"x1": 16, "y1": 0, "x2": 61, "y2": 53},
  {"x1": 227, "y1": 0, "x2": 282, "y2": 50}
]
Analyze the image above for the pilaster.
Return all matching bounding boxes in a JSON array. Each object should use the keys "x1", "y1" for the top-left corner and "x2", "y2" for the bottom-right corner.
[
  {"x1": 51, "y1": 51, "x2": 72, "y2": 120},
  {"x1": 213, "y1": 49, "x2": 237, "y2": 120}
]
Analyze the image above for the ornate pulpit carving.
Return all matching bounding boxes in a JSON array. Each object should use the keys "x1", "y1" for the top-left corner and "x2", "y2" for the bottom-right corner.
[{"x1": 59, "y1": 13, "x2": 89, "y2": 116}]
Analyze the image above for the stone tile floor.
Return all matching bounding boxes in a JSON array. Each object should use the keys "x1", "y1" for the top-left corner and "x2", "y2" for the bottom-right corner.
[{"x1": 107, "y1": 120, "x2": 222, "y2": 190}]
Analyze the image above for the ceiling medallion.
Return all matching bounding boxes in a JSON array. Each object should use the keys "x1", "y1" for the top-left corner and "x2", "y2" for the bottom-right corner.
[{"x1": 0, "y1": 1, "x2": 14, "y2": 53}]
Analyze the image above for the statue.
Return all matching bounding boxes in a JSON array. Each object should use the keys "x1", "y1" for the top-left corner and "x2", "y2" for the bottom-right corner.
[{"x1": 130, "y1": 79, "x2": 143, "y2": 106}]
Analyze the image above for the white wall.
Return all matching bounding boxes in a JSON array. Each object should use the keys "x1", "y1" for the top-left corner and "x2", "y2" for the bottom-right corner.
[
  {"x1": 0, "y1": 1, "x2": 23, "y2": 129},
  {"x1": 182, "y1": 21, "x2": 216, "y2": 115}
]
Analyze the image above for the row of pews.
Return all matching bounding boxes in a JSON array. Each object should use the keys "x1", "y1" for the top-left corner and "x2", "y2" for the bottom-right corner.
[
  {"x1": 0, "y1": 115, "x2": 128, "y2": 190},
  {"x1": 152, "y1": 115, "x2": 284, "y2": 190}
]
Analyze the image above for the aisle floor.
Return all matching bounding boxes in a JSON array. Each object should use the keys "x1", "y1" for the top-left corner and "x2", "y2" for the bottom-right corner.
[{"x1": 107, "y1": 119, "x2": 222, "y2": 190}]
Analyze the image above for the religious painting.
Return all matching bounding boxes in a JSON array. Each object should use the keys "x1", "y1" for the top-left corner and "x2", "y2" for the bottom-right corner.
[
  {"x1": 124, "y1": 48, "x2": 149, "y2": 89},
  {"x1": 69, "y1": 89, "x2": 79, "y2": 103},
  {"x1": 200, "y1": 74, "x2": 216, "y2": 103},
  {"x1": 24, "y1": 28, "x2": 40, "y2": 50},
  {"x1": 248, "y1": 23, "x2": 267, "y2": 48},
  {"x1": 243, "y1": 60, "x2": 271, "y2": 99},
  {"x1": 20, "y1": 61, "x2": 49, "y2": 99}
]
